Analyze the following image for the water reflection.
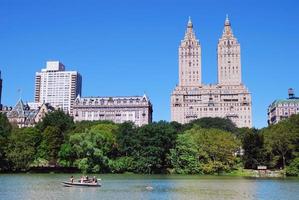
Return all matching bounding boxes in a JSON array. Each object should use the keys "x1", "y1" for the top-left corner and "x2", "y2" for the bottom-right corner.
[{"x1": 0, "y1": 174, "x2": 299, "y2": 200}]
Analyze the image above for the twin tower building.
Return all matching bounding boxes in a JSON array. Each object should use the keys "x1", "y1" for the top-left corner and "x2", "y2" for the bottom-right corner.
[
  {"x1": 33, "y1": 16, "x2": 252, "y2": 128},
  {"x1": 171, "y1": 16, "x2": 252, "y2": 127}
]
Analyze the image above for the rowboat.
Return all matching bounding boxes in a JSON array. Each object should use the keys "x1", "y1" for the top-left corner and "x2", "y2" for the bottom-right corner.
[{"x1": 62, "y1": 181, "x2": 101, "y2": 187}]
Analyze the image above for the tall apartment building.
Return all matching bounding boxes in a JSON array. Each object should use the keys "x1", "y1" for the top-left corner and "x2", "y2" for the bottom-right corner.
[
  {"x1": 73, "y1": 95, "x2": 153, "y2": 126},
  {"x1": 268, "y1": 88, "x2": 299, "y2": 125},
  {"x1": 34, "y1": 61, "x2": 82, "y2": 114},
  {"x1": 171, "y1": 16, "x2": 252, "y2": 128}
]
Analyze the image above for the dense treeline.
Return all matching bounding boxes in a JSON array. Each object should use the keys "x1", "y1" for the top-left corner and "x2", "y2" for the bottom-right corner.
[{"x1": 0, "y1": 111, "x2": 299, "y2": 176}]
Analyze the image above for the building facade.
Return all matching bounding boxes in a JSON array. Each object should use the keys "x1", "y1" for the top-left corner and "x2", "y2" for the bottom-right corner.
[
  {"x1": 268, "y1": 88, "x2": 299, "y2": 125},
  {"x1": 6, "y1": 99, "x2": 54, "y2": 128},
  {"x1": 34, "y1": 61, "x2": 82, "y2": 115},
  {"x1": 73, "y1": 95, "x2": 153, "y2": 126},
  {"x1": 171, "y1": 16, "x2": 252, "y2": 128}
]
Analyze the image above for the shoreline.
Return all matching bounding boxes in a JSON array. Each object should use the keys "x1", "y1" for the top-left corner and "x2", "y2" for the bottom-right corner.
[{"x1": 0, "y1": 168, "x2": 289, "y2": 178}]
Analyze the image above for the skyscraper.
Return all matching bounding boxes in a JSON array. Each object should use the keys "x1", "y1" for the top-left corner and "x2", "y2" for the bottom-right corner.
[
  {"x1": 171, "y1": 16, "x2": 252, "y2": 128},
  {"x1": 34, "y1": 61, "x2": 82, "y2": 114},
  {"x1": 179, "y1": 17, "x2": 202, "y2": 86},
  {"x1": 217, "y1": 16, "x2": 242, "y2": 85}
]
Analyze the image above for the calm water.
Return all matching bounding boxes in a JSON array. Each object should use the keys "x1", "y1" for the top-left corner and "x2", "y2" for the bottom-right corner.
[{"x1": 0, "y1": 174, "x2": 299, "y2": 200}]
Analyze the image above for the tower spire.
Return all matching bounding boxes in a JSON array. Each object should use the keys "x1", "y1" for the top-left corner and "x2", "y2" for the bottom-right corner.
[
  {"x1": 187, "y1": 16, "x2": 193, "y2": 28},
  {"x1": 225, "y1": 14, "x2": 230, "y2": 25},
  {"x1": 223, "y1": 14, "x2": 233, "y2": 36}
]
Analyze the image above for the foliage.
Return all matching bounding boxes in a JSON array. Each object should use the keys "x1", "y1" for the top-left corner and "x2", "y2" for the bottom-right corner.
[
  {"x1": 64, "y1": 123, "x2": 118, "y2": 173},
  {"x1": 130, "y1": 121, "x2": 178, "y2": 173},
  {"x1": 58, "y1": 143, "x2": 74, "y2": 167},
  {"x1": 242, "y1": 128, "x2": 267, "y2": 169},
  {"x1": 263, "y1": 120, "x2": 296, "y2": 169},
  {"x1": 0, "y1": 113, "x2": 12, "y2": 138},
  {"x1": 185, "y1": 117, "x2": 237, "y2": 133},
  {"x1": 116, "y1": 122, "x2": 137, "y2": 156},
  {"x1": 188, "y1": 127, "x2": 240, "y2": 174},
  {"x1": 168, "y1": 134, "x2": 200, "y2": 174},
  {"x1": 109, "y1": 156, "x2": 134, "y2": 173},
  {"x1": 5, "y1": 128, "x2": 41, "y2": 171},
  {"x1": 38, "y1": 126, "x2": 64, "y2": 164},
  {"x1": 2, "y1": 113, "x2": 299, "y2": 175},
  {"x1": 36, "y1": 110, "x2": 74, "y2": 133},
  {"x1": 30, "y1": 158, "x2": 49, "y2": 167},
  {"x1": 72, "y1": 120, "x2": 115, "y2": 134},
  {"x1": 286, "y1": 157, "x2": 299, "y2": 176},
  {"x1": 0, "y1": 113, "x2": 12, "y2": 171}
]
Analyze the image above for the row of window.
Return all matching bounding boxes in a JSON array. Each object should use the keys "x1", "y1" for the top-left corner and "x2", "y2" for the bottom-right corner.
[
  {"x1": 80, "y1": 112, "x2": 136, "y2": 118},
  {"x1": 181, "y1": 71, "x2": 199, "y2": 75}
]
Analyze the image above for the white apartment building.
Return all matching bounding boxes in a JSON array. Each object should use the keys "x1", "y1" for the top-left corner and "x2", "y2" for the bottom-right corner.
[
  {"x1": 171, "y1": 16, "x2": 252, "y2": 128},
  {"x1": 34, "y1": 61, "x2": 82, "y2": 114},
  {"x1": 73, "y1": 95, "x2": 153, "y2": 126}
]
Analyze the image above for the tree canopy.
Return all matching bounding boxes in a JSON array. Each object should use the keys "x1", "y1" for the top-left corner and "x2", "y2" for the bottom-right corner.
[{"x1": 2, "y1": 113, "x2": 299, "y2": 176}]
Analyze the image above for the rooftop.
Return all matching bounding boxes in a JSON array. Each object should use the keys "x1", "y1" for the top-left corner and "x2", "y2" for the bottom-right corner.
[{"x1": 269, "y1": 98, "x2": 299, "y2": 109}]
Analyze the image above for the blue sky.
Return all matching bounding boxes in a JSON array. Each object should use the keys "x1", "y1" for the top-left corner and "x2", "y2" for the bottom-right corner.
[{"x1": 0, "y1": 0, "x2": 298, "y2": 128}]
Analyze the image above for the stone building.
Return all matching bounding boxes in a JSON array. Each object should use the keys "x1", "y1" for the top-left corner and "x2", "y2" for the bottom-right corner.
[
  {"x1": 268, "y1": 88, "x2": 299, "y2": 125},
  {"x1": 34, "y1": 61, "x2": 82, "y2": 115},
  {"x1": 73, "y1": 95, "x2": 153, "y2": 126},
  {"x1": 171, "y1": 16, "x2": 252, "y2": 127},
  {"x1": 7, "y1": 99, "x2": 54, "y2": 128}
]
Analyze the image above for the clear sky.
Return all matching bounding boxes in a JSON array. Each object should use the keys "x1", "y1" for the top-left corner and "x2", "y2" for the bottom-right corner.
[{"x1": 0, "y1": 0, "x2": 298, "y2": 128}]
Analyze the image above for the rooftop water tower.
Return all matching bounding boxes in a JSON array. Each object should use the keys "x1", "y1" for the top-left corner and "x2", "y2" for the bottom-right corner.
[{"x1": 288, "y1": 88, "x2": 295, "y2": 99}]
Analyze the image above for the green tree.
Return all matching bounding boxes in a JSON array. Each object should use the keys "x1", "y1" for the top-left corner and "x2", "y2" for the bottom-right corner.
[
  {"x1": 185, "y1": 117, "x2": 237, "y2": 133},
  {"x1": 64, "y1": 123, "x2": 118, "y2": 173},
  {"x1": 168, "y1": 134, "x2": 200, "y2": 174},
  {"x1": 116, "y1": 122, "x2": 137, "y2": 156},
  {"x1": 242, "y1": 128, "x2": 267, "y2": 169},
  {"x1": 286, "y1": 157, "x2": 299, "y2": 176},
  {"x1": 5, "y1": 127, "x2": 41, "y2": 171},
  {"x1": 36, "y1": 110, "x2": 74, "y2": 133},
  {"x1": 0, "y1": 113, "x2": 12, "y2": 171},
  {"x1": 38, "y1": 126, "x2": 64, "y2": 164},
  {"x1": 72, "y1": 120, "x2": 114, "y2": 134},
  {"x1": 58, "y1": 143, "x2": 75, "y2": 167},
  {"x1": 130, "y1": 121, "x2": 178, "y2": 173},
  {"x1": 108, "y1": 156, "x2": 134, "y2": 173},
  {"x1": 187, "y1": 127, "x2": 240, "y2": 174},
  {"x1": 263, "y1": 120, "x2": 296, "y2": 169}
]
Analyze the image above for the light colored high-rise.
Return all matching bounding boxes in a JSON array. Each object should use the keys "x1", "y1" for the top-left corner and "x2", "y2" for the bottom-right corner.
[
  {"x1": 179, "y1": 17, "x2": 202, "y2": 87},
  {"x1": 217, "y1": 17, "x2": 242, "y2": 85},
  {"x1": 171, "y1": 16, "x2": 252, "y2": 128},
  {"x1": 34, "y1": 61, "x2": 82, "y2": 114},
  {"x1": 73, "y1": 95, "x2": 153, "y2": 126}
]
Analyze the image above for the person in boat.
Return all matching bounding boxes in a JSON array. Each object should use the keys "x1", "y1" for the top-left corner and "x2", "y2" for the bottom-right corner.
[
  {"x1": 92, "y1": 176, "x2": 97, "y2": 183},
  {"x1": 80, "y1": 176, "x2": 84, "y2": 183},
  {"x1": 70, "y1": 176, "x2": 74, "y2": 183}
]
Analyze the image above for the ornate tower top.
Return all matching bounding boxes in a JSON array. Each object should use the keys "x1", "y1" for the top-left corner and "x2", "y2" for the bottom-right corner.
[
  {"x1": 182, "y1": 17, "x2": 198, "y2": 42},
  {"x1": 222, "y1": 14, "x2": 234, "y2": 38}
]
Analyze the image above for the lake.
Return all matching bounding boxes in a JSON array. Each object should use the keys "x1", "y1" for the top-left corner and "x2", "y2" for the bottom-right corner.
[{"x1": 0, "y1": 174, "x2": 299, "y2": 200}]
